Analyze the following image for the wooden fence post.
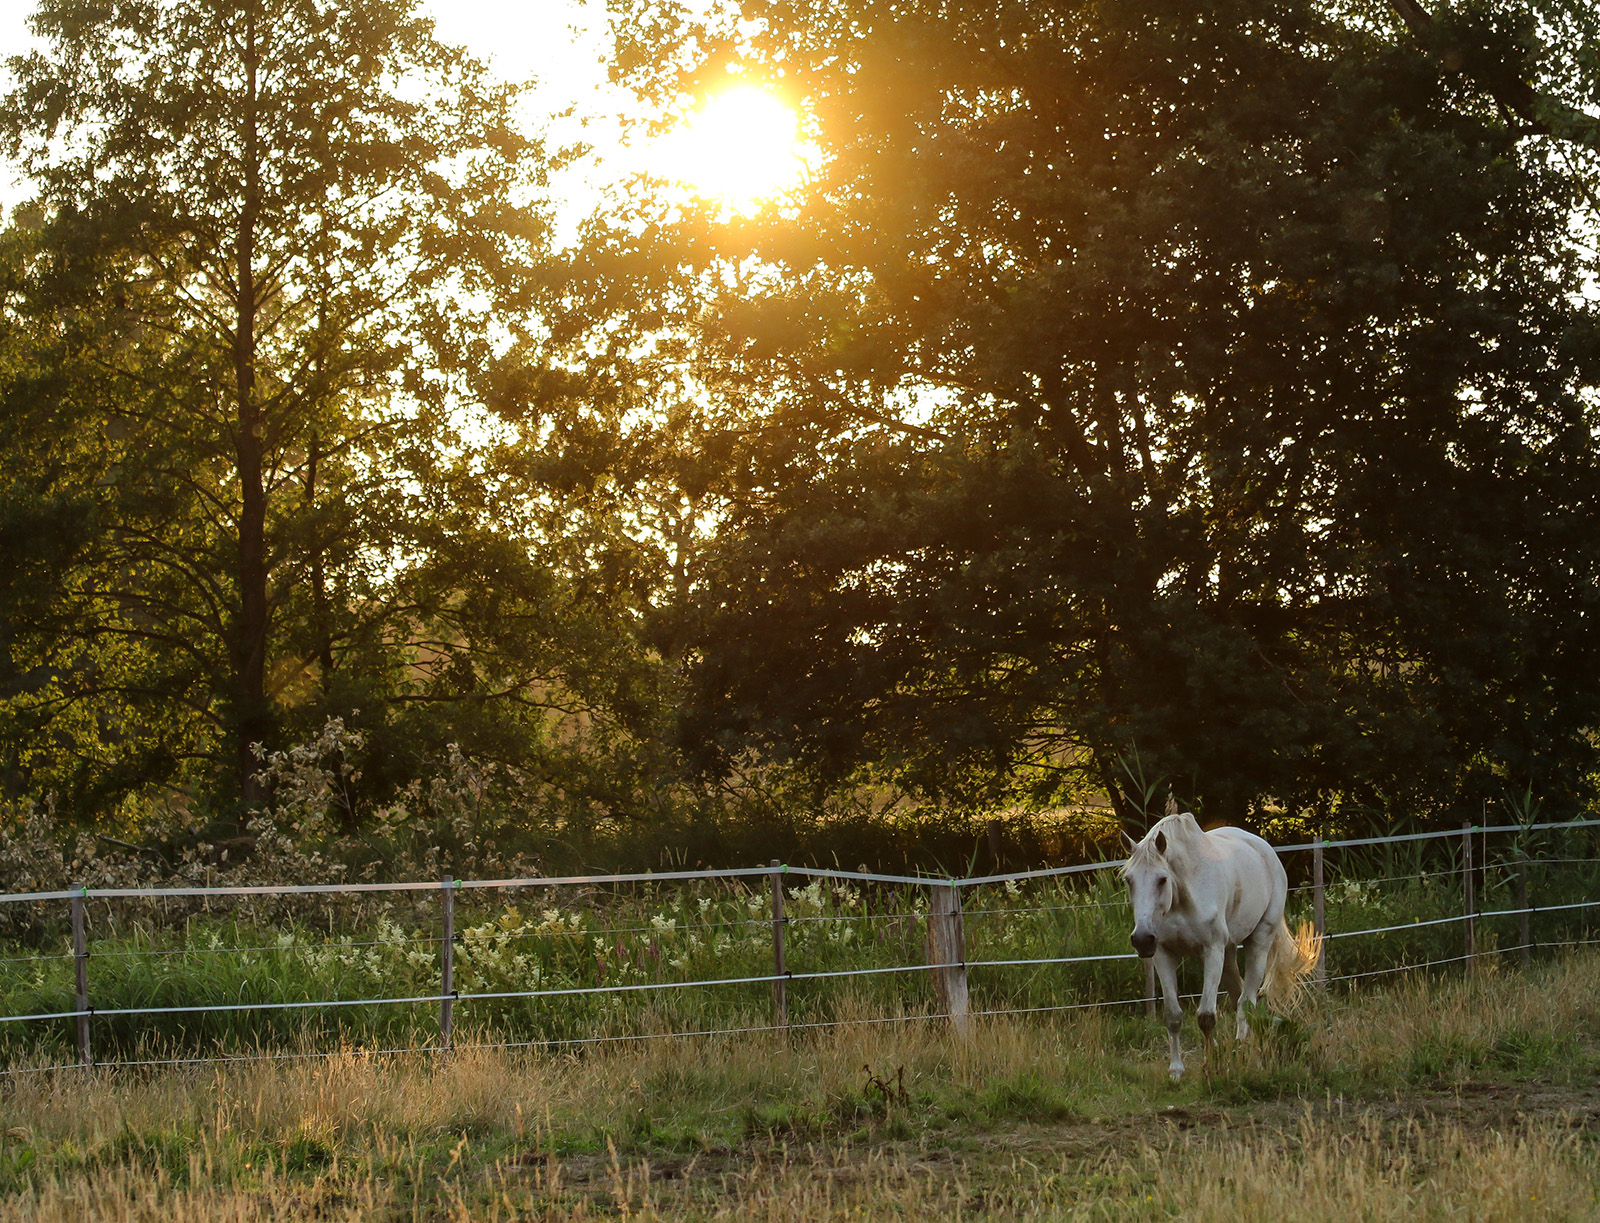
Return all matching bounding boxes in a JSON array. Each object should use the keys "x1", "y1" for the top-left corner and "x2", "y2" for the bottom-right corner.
[
  {"x1": 1313, "y1": 838, "x2": 1327, "y2": 987},
  {"x1": 770, "y1": 861, "x2": 788, "y2": 1032},
  {"x1": 71, "y1": 885, "x2": 90, "y2": 1067},
  {"x1": 927, "y1": 883, "x2": 970, "y2": 1036},
  {"x1": 440, "y1": 875, "x2": 455, "y2": 1055},
  {"x1": 1462, "y1": 823, "x2": 1476, "y2": 969}
]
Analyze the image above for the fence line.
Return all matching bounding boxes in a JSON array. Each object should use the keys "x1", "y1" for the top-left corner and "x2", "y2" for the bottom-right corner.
[
  {"x1": 957, "y1": 817, "x2": 1600, "y2": 888},
  {"x1": 11, "y1": 935, "x2": 1593, "y2": 1079},
  {"x1": 15, "y1": 890, "x2": 1590, "y2": 1029},
  {"x1": 2, "y1": 817, "x2": 1596, "y2": 1073}
]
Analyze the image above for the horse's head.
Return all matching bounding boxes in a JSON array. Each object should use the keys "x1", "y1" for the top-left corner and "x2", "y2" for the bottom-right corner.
[{"x1": 1122, "y1": 828, "x2": 1176, "y2": 958}]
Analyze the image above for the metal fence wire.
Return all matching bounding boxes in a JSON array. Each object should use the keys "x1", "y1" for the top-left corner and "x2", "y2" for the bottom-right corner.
[{"x1": 1, "y1": 817, "x2": 1597, "y2": 1074}]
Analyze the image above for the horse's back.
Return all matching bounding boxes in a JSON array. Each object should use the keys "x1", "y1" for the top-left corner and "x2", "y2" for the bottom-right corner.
[
  {"x1": 1204, "y1": 825, "x2": 1288, "y2": 929},
  {"x1": 1206, "y1": 825, "x2": 1283, "y2": 877}
]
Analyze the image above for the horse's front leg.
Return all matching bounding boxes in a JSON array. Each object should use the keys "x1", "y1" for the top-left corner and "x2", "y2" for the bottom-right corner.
[
  {"x1": 1197, "y1": 941, "x2": 1226, "y2": 1067},
  {"x1": 1153, "y1": 946, "x2": 1185, "y2": 1081}
]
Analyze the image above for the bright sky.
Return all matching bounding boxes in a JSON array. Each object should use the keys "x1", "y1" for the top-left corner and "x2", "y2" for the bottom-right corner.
[
  {"x1": 424, "y1": 0, "x2": 812, "y2": 218},
  {"x1": 0, "y1": 0, "x2": 808, "y2": 228},
  {"x1": 0, "y1": 0, "x2": 36, "y2": 210},
  {"x1": 423, "y1": 0, "x2": 628, "y2": 233},
  {"x1": 0, "y1": 0, "x2": 616, "y2": 218}
]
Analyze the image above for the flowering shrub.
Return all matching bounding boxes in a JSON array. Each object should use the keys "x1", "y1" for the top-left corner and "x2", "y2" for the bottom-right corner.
[{"x1": 0, "y1": 718, "x2": 543, "y2": 934}]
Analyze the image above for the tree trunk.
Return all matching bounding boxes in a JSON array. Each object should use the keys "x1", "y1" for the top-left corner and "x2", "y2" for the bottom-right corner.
[
  {"x1": 306, "y1": 433, "x2": 333, "y2": 681},
  {"x1": 1096, "y1": 751, "x2": 1136, "y2": 838},
  {"x1": 233, "y1": 1, "x2": 269, "y2": 808}
]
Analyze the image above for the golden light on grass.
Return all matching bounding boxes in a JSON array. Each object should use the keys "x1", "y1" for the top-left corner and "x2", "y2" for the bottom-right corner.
[
  {"x1": 7, "y1": 957, "x2": 1600, "y2": 1218},
  {"x1": 655, "y1": 86, "x2": 809, "y2": 210}
]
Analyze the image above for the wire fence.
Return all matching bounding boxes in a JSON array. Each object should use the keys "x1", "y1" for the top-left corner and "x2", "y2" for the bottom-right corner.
[{"x1": 1, "y1": 817, "x2": 1597, "y2": 1074}]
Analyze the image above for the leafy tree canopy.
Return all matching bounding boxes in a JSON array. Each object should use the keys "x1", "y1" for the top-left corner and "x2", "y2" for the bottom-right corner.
[
  {"x1": 590, "y1": 0, "x2": 1600, "y2": 829},
  {"x1": 0, "y1": 0, "x2": 663, "y2": 828}
]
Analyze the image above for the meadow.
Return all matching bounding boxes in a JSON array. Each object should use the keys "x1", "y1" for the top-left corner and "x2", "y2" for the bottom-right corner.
[
  {"x1": 2, "y1": 948, "x2": 1600, "y2": 1220},
  {"x1": 2, "y1": 827, "x2": 1597, "y2": 1219}
]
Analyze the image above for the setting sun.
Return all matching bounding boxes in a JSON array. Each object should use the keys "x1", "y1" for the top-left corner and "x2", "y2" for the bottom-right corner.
[{"x1": 656, "y1": 87, "x2": 809, "y2": 210}]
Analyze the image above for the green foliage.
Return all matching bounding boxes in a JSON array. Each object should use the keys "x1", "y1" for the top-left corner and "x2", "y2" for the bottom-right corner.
[
  {"x1": 2, "y1": 0, "x2": 1598, "y2": 850},
  {"x1": 590, "y1": 0, "x2": 1600, "y2": 827},
  {"x1": 0, "y1": 0, "x2": 667, "y2": 825}
]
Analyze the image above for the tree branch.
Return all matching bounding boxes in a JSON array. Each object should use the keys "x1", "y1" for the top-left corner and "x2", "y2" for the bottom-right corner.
[{"x1": 1388, "y1": 0, "x2": 1600, "y2": 152}]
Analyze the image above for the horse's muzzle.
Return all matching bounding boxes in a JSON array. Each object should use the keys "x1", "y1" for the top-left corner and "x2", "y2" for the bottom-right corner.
[{"x1": 1130, "y1": 931, "x2": 1156, "y2": 958}]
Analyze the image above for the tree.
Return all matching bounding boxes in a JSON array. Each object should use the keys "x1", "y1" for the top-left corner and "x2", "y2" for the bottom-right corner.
[
  {"x1": 1385, "y1": 0, "x2": 1600, "y2": 161},
  {"x1": 0, "y1": 0, "x2": 606, "y2": 814},
  {"x1": 596, "y1": 0, "x2": 1600, "y2": 828}
]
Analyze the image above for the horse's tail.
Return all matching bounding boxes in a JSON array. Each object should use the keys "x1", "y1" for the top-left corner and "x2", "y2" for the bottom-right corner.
[{"x1": 1262, "y1": 918, "x2": 1321, "y2": 1008}]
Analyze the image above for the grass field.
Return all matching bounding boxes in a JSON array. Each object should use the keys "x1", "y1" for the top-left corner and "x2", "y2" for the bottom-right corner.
[{"x1": 2, "y1": 948, "x2": 1599, "y2": 1220}]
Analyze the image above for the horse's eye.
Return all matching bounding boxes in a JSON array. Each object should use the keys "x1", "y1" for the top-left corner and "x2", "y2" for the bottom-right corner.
[{"x1": 1156, "y1": 876, "x2": 1167, "y2": 889}]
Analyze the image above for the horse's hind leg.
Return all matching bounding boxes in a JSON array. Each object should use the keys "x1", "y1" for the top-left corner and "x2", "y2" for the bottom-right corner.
[
  {"x1": 1153, "y1": 947, "x2": 1185, "y2": 1081},
  {"x1": 1222, "y1": 943, "x2": 1244, "y2": 1016},
  {"x1": 1237, "y1": 924, "x2": 1272, "y2": 1040},
  {"x1": 1222, "y1": 943, "x2": 1243, "y2": 1003}
]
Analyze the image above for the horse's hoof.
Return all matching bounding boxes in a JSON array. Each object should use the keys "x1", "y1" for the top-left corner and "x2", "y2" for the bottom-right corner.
[{"x1": 1168, "y1": 1066, "x2": 1184, "y2": 1082}]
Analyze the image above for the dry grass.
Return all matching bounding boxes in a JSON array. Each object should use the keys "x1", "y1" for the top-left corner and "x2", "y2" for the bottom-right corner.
[
  {"x1": 1163, "y1": 1115, "x2": 1600, "y2": 1223},
  {"x1": 3, "y1": 952, "x2": 1600, "y2": 1220},
  {"x1": 7, "y1": 1116, "x2": 1597, "y2": 1222}
]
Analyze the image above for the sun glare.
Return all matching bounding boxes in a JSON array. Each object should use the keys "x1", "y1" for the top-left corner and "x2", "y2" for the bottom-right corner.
[{"x1": 657, "y1": 87, "x2": 808, "y2": 210}]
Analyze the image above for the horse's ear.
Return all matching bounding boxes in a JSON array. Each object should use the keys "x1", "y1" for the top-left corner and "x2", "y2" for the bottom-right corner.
[
  {"x1": 1121, "y1": 831, "x2": 1138, "y2": 851},
  {"x1": 1154, "y1": 830, "x2": 1167, "y2": 856}
]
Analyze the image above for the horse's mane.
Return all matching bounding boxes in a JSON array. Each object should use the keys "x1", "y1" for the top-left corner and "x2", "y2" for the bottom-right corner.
[{"x1": 1122, "y1": 812, "x2": 1206, "y2": 876}]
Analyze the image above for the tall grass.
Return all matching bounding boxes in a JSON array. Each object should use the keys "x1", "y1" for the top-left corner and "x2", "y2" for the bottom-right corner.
[{"x1": 3, "y1": 951, "x2": 1600, "y2": 1220}]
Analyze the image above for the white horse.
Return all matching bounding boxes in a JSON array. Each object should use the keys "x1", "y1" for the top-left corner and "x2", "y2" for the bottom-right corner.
[{"x1": 1123, "y1": 811, "x2": 1317, "y2": 1079}]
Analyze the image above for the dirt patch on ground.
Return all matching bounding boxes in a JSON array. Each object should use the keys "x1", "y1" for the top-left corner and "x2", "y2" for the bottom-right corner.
[{"x1": 500, "y1": 1077, "x2": 1600, "y2": 1209}]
